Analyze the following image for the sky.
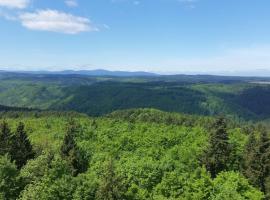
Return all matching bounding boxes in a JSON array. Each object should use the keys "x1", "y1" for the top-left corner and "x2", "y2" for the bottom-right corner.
[{"x1": 0, "y1": 0, "x2": 270, "y2": 74}]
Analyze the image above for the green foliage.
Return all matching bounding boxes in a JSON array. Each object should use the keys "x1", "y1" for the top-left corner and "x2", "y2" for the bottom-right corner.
[
  {"x1": 19, "y1": 151, "x2": 53, "y2": 185},
  {"x1": 211, "y1": 171, "x2": 264, "y2": 200},
  {"x1": 227, "y1": 128, "x2": 248, "y2": 171},
  {"x1": 19, "y1": 155, "x2": 74, "y2": 200},
  {"x1": 257, "y1": 129, "x2": 270, "y2": 194},
  {"x1": 2, "y1": 75, "x2": 270, "y2": 120},
  {"x1": 154, "y1": 167, "x2": 212, "y2": 199},
  {"x1": 201, "y1": 117, "x2": 232, "y2": 177},
  {"x1": 0, "y1": 155, "x2": 21, "y2": 200},
  {"x1": 0, "y1": 121, "x2": 12, "y2": 156},
  {"x1": 107, "y1": 108, "x2": 212, "y2": 128},
  {"x1": 2, "y1": 73, "x2": 270, "y2": 199},
  {"x1": 10, "y1": 122, "x2": 35, "y2": 169},
  {"x1": 242, "y1": 132, "x2": 261, "y2": 187},
  {"x1": 154, "y1": 169, "x2": 263, "y2": 200},
  {"x1": 242, "y1": 128, "x2": 270, "y2": 197},
  {"x1": 0, "y1": 121, "x2": 35, "y2": 170},
  {"x1": 0, "y1": 109, "x2": 265, "y2": 199},
  {"x1": 60, "y1": 120, "x2": 88, "y2": 176},
  {"x1": 73, "y1": 173, "x2": 98, "y2": 200},
  {"x1": 96, "y1": 158, "x2": 125, "y2": 200}
]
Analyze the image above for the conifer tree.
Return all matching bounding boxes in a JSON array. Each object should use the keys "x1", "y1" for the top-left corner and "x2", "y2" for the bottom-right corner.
[
  {"x1": 201, "y1": 116, "x2": 232, "y2": 178},
  {"x1": 257, "y1": 129, "x2": 270, "y2": 194},
  {"x1": 242, "y1": 132, "x2": 261, "y2": 187},
  {"x1": 243, "y1": 128, "x2": 270, "y2": 196},
  {"x1": 0, "y1": 121, "x2": 12, "y2": 156},
  {"x1": 10, "y1": 122, "x2": 35, "y2": 169},
  {"x1": 61, "y1": 120, "x2": 87, "y2": 176},
  {"x1": 91, "y1": 120, "x2": 98, "y2": 129},
  {"x1": 61, "y1": 121, "x2": 77, "y2": 157}
]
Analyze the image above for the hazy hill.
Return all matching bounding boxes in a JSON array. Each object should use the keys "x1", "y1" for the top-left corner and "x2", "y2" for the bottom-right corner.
[
  {"x1": 2, "y1": 69, "x2": 158, "y2": 77},
  {"x1": 0, "y1": 104, "x2": 33, "y2": 112}
]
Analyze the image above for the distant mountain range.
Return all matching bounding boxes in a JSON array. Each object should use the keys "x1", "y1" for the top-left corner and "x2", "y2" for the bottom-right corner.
[
  {"x1": 2, "y1": 68, "x2": 270, "y2": 77},
  {"x1": 3, "y1": 69, "x2": 159, "y2": 77}
]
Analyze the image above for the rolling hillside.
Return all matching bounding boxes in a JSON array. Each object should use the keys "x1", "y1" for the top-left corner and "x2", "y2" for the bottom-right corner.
[{"x1": 0, "y1": 73, "x2": 269, "y2": 120}]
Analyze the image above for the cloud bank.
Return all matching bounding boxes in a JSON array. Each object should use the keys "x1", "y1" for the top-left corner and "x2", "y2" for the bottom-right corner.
[{"x1": 19, "y1": 10, "x2": 98, "y2": 34}]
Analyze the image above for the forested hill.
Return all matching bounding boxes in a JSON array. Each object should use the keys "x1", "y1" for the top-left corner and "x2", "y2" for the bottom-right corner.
[
  {"x1": 1, "y1": 72, "x2": 270, "y2": 120},
  {"x1": 0, "y1": 109, "x2": 268, "y2": 199},
  {"x1": 0, "y1": 104, "x2": 33, "y2": 112},
  {"x1": 107, "y1": 108, "x2": 214, "y2": 127}
]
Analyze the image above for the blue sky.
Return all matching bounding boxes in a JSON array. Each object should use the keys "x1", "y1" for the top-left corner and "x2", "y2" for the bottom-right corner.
[{"x1": 0, "y1": 0, "x2": 270, "y2": 73}]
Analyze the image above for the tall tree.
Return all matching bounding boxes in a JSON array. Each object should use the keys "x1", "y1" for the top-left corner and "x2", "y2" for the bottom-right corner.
[
  {"x1": 243, "y1": 128, "x2": 270, "y2": 197},
  {"x1": 201, "y1": 116, "x2": 232, "y2": 178},
  {"x1": 60, "y1": 120, "x2": 87, "y2": 176},
  {"x1": 242, "y1": 132, "x2": 261, "y2": 187},
  {"x1": 0, "y1": 121, "x2": 12, "y2": 156},
  {"x1": 258, "y1": 129, "x2": 270, "y2": 194},
  {"x1": 10, "y1": 122, "x2": 35, "y2": 169}
]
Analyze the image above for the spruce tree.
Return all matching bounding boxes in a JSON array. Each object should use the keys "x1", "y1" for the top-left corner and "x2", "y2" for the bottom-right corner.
[
  {"x1": 242, "y1": 132, "x2": 261, "y2": 186},
  {"x1": 258, "y1": 129, "x2": 270, "y2": 194},
  {"x1": 61, "y1": 120, "x2": 87, "y2": 176},
  {"x1": 201, "y1": 116, "x2": 232, "y2": 178},
  {"x1": 61, "y1": 121, "x2": 77, "y2": 157},
  {"x1": 243, "y1": 128, "x2": 270, "y2": 196},
  {"x1": 0, "y1": 121, "x2": 12, "y2": 156},
  {"x1": 10, "y1": 122, "x2": 35, "y2": 169}
]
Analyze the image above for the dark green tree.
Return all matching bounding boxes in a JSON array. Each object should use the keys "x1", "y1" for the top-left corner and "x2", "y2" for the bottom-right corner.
[
  {"x1": 242, "y1": 128, "x2": 270, "y2": 197},
  {"x1": 60, "y1": 120, "x2": 87, "y2": 176},
  {"x1": 10, "y1": 122, "x2": 35, "y2": 169},
  {"x1": 201, "y1": 116, "x2": 232, "y2": 178},
  {"x1": 242, "y1": 132, "x2": 261, "y2": 187},
  {"x1": 258, "y1": 129, "x2": 270, "y2": 195},
  {"x1": 0, "y1": 121, "x2": 12, "y2": 156}
]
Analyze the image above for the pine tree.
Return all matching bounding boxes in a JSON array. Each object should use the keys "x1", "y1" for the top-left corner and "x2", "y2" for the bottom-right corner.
[
  {"x1": 60, "y1": 120, "x2": 87, "y2": 176},
  {"x1": 242, "y1": 132, "x2": 261, "y2": 187},
  {"x1": 10, "y1": 122, "x2": 35, "y2": 169},
  {"x1": 61, "y1": 121, "x2": 77, "y2": 157},
  {"x1": 258, "y1": 129, "x2": 270, "y2": 194},
  {"x1": 201, "y1": 116, "x2": 232, "y2": 178},
  {"x1": 243, "y1": 128, "x2": 270, "y2": 196},
  {"x1": 91, "y1": 120, "x2": 98, "y2": 129},
  {"x1": 0, "y1": 121, "x2": 12, "y2": 155}
]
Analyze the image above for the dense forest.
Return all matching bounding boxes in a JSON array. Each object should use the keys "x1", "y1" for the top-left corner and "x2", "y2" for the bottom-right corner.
[
  {"x1": 0, "y1": 108, "x2": 269, "y2": 199},
  {"x1": 1, "y1": 72, "x2": 270, "y2": 199}
]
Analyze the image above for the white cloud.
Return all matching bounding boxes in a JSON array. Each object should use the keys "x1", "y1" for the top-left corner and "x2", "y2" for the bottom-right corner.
[
  {"x1": 0, "y1": 0, "x2": 30, "y2": 9},
  {"x1": 19, "y1": 10, "x2": 98, "y2": 34},
  {"x1": 65, "y1": 0, "x2": 78, "y2": 7}
]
